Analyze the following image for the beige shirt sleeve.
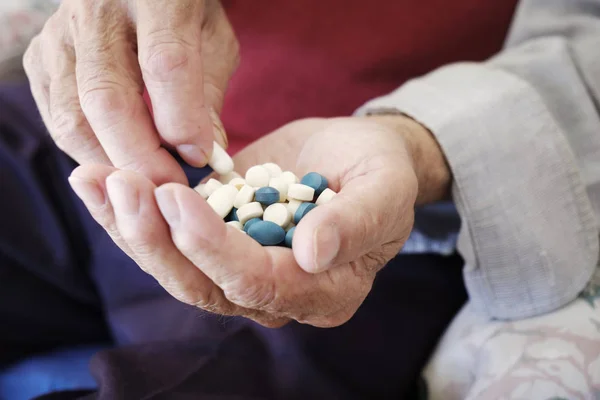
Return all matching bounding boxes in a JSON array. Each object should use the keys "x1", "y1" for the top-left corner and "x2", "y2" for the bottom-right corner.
[{"x1": 357, "y1": 0, "x2": 600, "y2": 320}]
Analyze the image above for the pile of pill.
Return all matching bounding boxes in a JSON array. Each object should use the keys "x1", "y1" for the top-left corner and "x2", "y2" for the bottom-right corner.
[{"x1": 197, "y1": 141, "x2": 336, "y2": 248}]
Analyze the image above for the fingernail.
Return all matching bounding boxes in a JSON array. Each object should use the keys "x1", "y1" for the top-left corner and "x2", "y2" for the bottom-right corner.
[
  {"x1": 209, "y1": 107, "x2": 228, "y2": 149},
  {"x1": 155, "y1": 187, "x2": 181, "y2": 226},
  {"x1": 177, "y1": 144, "x2": 209, "y2": 166},
  {"x1": 105, "y1": 174, "x2": 139, "y2": 216},
  {"x1": 68, "y1": 177, "x2": 106, "y2": 208},
  {"x1": 313, "y1": 223, "x2": 340, "y2": 272}
]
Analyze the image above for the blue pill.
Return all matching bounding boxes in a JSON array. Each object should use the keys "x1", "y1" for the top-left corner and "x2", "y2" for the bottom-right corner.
[
  {"x1": 225, "y1": 207, "x2": 238, "y2": 222},
  {"x1": 243, "y1": 217, "x2": 262, "y2": 233},
  {"x1": 294, "y1": 202, "x2": 317, "y2": 224},
  {"x1": 301, "y1": 172, "x2": 328, "y2": 197},
  {"x1": 255, "y1": 187, "x2": 280, "y2": 206},
  {"x1": 284, "y1": 226, "x2": 295, "y2": 248},
  {"x1": 248, "y1": 221, "x2": 286, "y2": 246}
]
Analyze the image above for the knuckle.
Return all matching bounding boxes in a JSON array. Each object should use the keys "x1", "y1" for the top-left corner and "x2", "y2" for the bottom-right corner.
[
  {"x1": 79, "y1": 84, "x2": 130, "y2": 125},
  {"x1": 141, "y1": 38, "x2": 191, "y2": 82},
  {"x1": 50, "y1": 111, "x2": 86, "y2": 151}
]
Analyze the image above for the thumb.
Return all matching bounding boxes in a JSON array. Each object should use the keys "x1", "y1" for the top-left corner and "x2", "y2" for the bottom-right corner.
[{"x1": 293, "y1": 168, "x2": 417, "y2": 274}]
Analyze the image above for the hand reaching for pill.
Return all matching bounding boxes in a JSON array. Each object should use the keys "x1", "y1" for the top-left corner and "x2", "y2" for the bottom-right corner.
[
  {"x1": 23, "y1": 0, "x2": 237, "y2": 185},
  {"x1": 68, "y1": 116, "x2": 451, "y2": 328}
]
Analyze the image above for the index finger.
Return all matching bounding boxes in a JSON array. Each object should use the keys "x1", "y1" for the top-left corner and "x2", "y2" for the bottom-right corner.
[
  {"x1": 72, "y1": 4, "x2": 187, "y2": 185},
  {"x1": 137, "y1": 0, "x2": 215, "y2": 167}
]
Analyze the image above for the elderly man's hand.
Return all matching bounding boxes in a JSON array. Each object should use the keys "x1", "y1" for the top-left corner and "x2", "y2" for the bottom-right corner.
[
  {"x1": 68, "y1": 116, "x2": 451, "y2": 327},
  {"x1": 23, "y1": 0, "x2": 237, "y2": 185}
]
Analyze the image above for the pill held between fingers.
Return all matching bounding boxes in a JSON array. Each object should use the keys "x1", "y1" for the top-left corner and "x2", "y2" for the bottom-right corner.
[
  {"x1": 294, "y1": 202, "x2": 317, "y2": 224},
  {"x1": 228, "y1": 177, "x2": 246, "y2": 190},
  {"x1": 262, "y1": 163, "x2": 282, "y2": 178},
  {"x1": 269, "y1": 178, "x2": 288, "y2": 202},
  {"x1": 315, "y1": 188, "x2": 336, "y2": 205},
  {"x1": 207, "y1": 185, "x2": 239, "y2": 218},
  {"x1": 233, "y1": 184, "x2": 256, "y2": 209},
  {"x1": 243, "y1": 217, "x2": 262, "y2": 233},
  {"x1": 245, "y1": 165, "x2": 270, "y2": 187},
  {"x1": 284, "y1": 226, "x2": 295, "y2": 248},
  {"x1": 280, "y1": 171, "x2": 299, "y2": 185},
  {"x1": 248, "y1": 220, "x2": 286, "y2": 246},
  {"x1": 226, "y1": 221, "x2": 243, "y2": 230},
  {"x1": 301, "y1": 172, "x2": 328, "y2": 197},
  {"x1": 287, "y1": 184, "x2": 315, "y2": 202},
  {"x1": 255, "y1": 187, "x2": 280, "y2": 207},
  {"x1": 203, "y1": 178, "x2": 223, "y2": 197},
  {"x1": 208, "y1": 141, "x2": 235, "y2": 175},
  {"x1": 219, "y1": 171, "x2": 242, "y2": 184},
  {"x1": 237, "y1": 202, "x2": 264, "y2": 224},
  {"x1": 286, "y1": 199, "x2": 302, "y2": 215},
  {"x1": 263, "y1": 203, "x2": 291, "y2": 228}
]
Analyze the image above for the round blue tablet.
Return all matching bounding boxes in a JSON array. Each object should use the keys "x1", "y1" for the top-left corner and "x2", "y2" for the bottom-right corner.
[
  {"x1": 225, "y1": 207, "x2": 238, "y2": 222},
  {"x1": 300, "y1": 172, "x2": 328, "y2": 197},
  {"x1": 254, "y1": 187, "x2": 280, "y2": 206},
  {"x1": 284, "y1": 226, "x2": 295, "y2": 248},
  {"x1": 294, "y1": 202, "x2": 316, "y2": 224},
  {"x1": 248, "y1": 221, "x2": 286, "y2": 246},
  {"x1": 243, "y1": 217, "x2": 262, "y2": 233}
]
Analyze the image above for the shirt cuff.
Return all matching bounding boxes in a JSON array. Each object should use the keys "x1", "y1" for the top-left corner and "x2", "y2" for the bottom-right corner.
[{"x1": 356, "y1": 63, "x2": 599, "y2": 319}]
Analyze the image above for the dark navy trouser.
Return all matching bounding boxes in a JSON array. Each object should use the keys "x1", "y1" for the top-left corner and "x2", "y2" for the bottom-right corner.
[{"x1": 0, "y1": 83, "x2": 467, "y2": 399}]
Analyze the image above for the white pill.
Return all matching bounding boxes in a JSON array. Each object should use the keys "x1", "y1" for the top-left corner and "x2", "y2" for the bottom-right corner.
[
  {"x1": 280, "y1": 171, "x2": 299, "y2": 185},
  {"x1": 194, "y1": 184, "x2": 209, "y2": 199},
  {"x1": 233, "y1": 184, "x2": 256, "y2": 209},
  {"x1": 206, "y1": 185, "x2": 238, "y2": 218},
  {"x1": 286, "y1": 199, "x2": 302, "y2": 215},
  {"x1": 219, "y1": 171, "x2": 242, "y2": 184},
  {"x1": 236, "y1": 202, "x2": 264, "y2": 224},
  {"x1": 268, "y1": 178, "x2": 288, "y2": 202},
  {"x1": 287, "y1": 184, "x2": 315, "y2": 201},
  {"x1": 245, "y1": 165, "x2": 270, "y2": 187},
  {"x1": 315, "y1": 188, "x2": 336, "y2": 205},
  {"x1": 228, "y1": 177, "x2": 246, "y2": 190},
  {"x1": 263, "y1": 203, "x2": 291, "y2": 228},
  {"x1": 203, "y1": 178, "x2": 223, "y2": 197},
  {"x1": 226, "y1": 221, "x2": 243, "y2": 230},
  {"x1": 262, "y1": 163, "x2": 282, "y2": 178},
  {"x1": 208, "y1": 141, "x2": 234, "y2": 175}
]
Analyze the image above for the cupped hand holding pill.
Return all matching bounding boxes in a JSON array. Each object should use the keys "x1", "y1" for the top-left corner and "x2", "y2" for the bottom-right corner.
[
  {"x1": 24, "y1": 0, "x2": 238, "y2": 185},
  {"x1": 69, "y1": 116, "x2": 451, "y2": 327}
]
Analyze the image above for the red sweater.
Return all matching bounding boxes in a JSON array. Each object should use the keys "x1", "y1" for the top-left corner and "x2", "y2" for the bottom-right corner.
[{"x1": 221, "y1": 0, "x2": 518, "y2": 154}]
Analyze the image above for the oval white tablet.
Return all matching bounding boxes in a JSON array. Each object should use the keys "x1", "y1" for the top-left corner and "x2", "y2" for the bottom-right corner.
[
  {"x1": 194, "y1": 184, "x2": 209, "y2": 199},
  {"x1": 287, "y1": 184, "x2": 315, "y2": 201},
  {"x1": 203, "y1": 178, "x2": 223, "y2": 197},
  {"x1": 315, "y1": 188, "x2": 336, "y2": 205},
  {"x1": 286, "y1": 199, "x2": 302, "y2": 215},
  {"x1": 263, "y1": 203, "x2": 291, "y2": 228},
  {"x1": 226, "y1": 221, "x2": 243, "y2": 230},
  {"x1": 262, "y1": 163, "x2": 282, "y2": 178},
  {"x1": 233, "y1": 184, "x2": 256, "y2": 209},
  {"x1": 245, "y1": 165, "x2": 270, "y2": 187},
  {"x1": 236, "y1": 202, "x2": 264, "y2": 224},
  {"x1": 207, "y1": 185, "x2": 239, "y2": 218},
  {"x1": 268, "y1": 178, "x2": 288, "y2": 202},
  {"x1": 280, "y1": 171, "x2": 299, "y2": 185},
  {"x1": 228, "y1": 177, "x2": 246, "y2": 190},
  {"x1": 208, "y1": 141, "x2": 234, "y2": 175}
]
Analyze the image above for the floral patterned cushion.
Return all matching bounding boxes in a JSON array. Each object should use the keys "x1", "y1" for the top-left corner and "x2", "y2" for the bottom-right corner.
[
  {"x1": 0, "y1": 1, "x2": 57, "y2": 80},
  {"x1": 424, "y1": 269, "x2": 600, "y2": 399}
]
